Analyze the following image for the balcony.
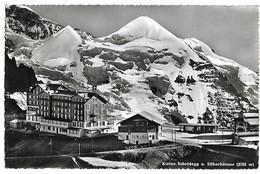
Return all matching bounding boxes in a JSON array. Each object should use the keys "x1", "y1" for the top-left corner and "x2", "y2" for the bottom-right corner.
[
  {"x1": 26, "y1": 110, "x2": 37, "y2": 116},
  {"x1": 84, "y1": 120, "x2": 110, "y2": 131},
  {"x1": 27, "y1": 105, "x2": 39, "y2": 109},
  {"x1": 39, "y1": 117, "x2": 69, "y2": 128}
]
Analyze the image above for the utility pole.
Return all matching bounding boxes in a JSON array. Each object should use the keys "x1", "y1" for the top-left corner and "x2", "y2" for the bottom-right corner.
[
  {"x1": 48, "y1": 138, "x2": 53, "y2": 155},
  {"x1": 78, "y1": 143, "x2": 81, "y2": 157},
  {"x1": 175, "y1": 130, "x2": 177, "y2": 143},
  {"x1": 91, "y1": 138, "x2": 94, "y2": 153},
  {"x1": 172, "y1": 128, "x2": 173, "y2": 142}
]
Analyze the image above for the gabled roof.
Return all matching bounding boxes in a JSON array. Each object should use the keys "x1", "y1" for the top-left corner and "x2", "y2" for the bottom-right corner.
[
  {"x1": 55, "y1": 90, "x2": 77, "y2": 96},
  {"x1": 140, "y1": 111, "x2": 166, "y2": 125},
  {"x1": 47, "y1": 83, "x2": 71, "y2": 92},
  {"x1": 120, "y1": 111, "x2": 166, "y2": 125},
  {"x1": 87, "y1": 92, "x2": 108, "y2": 104},
  {"x1": 29, "y1": 83, "x2": 108, "y2": 103}
]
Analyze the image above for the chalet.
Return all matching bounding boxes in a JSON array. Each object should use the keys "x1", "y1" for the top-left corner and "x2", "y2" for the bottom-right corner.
[
  {"x1": 9, "y1": 119, "x2": 26, "y2": 129},
  {"x1": 118, "y1": 111, "x2": 166, "y2": 145},
  {"x1": 234, "y1": 113, "x2": 259, "y2": 133},
  {"x1": 26, "y1": 82, "x2": 111, "y2": 137},
  {"x1": 178, "y1": 123, "x2": 218, "y2": 133}
]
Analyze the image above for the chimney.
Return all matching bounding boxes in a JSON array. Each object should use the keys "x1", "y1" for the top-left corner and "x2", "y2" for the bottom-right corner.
[{"x1": 92, "y1": 85, "x2": 97, "y2": 92}]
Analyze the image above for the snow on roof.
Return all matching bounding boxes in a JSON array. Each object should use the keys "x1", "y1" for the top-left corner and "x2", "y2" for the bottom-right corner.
[
  {"x1": 244, "y1": 118, "x2": 259, "y2": 126},
  {"x1": 10, "y1": 119, "x2": 25, "y2": 124},
  {"x1": 236, "y1": 132, "x2": 258, "y2": 137},
  {"x1": 78, "y1": 92, "x2": 89, "y2": 99},
  {"x1": 240, "y1": 136, "x2": 259, "y2": 142},
  {"x1": 139, "y1": 111, "x2": 166, "y2": 125},
  {"x1": 244, "y1": 113, "x2": 259, "y2": 118},
  {"x1": 118, "y1": 111, "x2": 166, "y2": 125}
]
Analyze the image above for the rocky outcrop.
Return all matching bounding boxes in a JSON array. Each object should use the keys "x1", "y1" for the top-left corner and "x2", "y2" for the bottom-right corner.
[
  {"x1": 6, "y1": 5, "x2": 62, "y2": 40},
  {"x1": 6, "y1": 5, "x2": 93, "y2": 40},
  {"x1": 5, "y1": 53, "x2": 37, "y2": 93},
  {"x1": 146, "y1": 76, "x2": 171, "y2": 97},
  {"x1": 83, "y1": 66, "x2": 109, "y2": 86},
  {"x1": 108, "y1": 61, "x2": 134, "y2": 71}
]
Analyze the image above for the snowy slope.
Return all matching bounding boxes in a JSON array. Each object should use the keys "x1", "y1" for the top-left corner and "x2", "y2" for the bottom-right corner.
[
  {"x1": 6, "y1": 8, "x2": 258, "y2": 126},
  {"x1": 10, "y1": 92, "x2": 27, "y2": 110},
  {"x1": 184, "y1": 38, "x2": 258, "y2": 107},
  {"x1": 31, "y1": 25, "x2": 88, "y2": 83},
  {"x1": 32, "y1": 25, "x2": 82, "y2": 64},
  {"x1": 102, "y1": 16, "x2": 179, "y2": 41}
]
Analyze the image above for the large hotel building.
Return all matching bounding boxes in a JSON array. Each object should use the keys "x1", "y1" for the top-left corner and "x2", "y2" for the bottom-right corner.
[{"x1": 26, "y1": 82, "x2": 115, "y2": 137}]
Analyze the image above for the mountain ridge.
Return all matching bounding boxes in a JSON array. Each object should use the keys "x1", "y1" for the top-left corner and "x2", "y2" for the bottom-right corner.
[
  {"x1": 101, "y1": 16, "x2": 180, "y2": 43},
  {"x1": 5, "y1": 5, "x2": 258, "y2": 127}
]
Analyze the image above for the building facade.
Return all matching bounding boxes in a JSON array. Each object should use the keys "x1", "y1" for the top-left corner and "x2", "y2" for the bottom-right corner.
[
  {"x1": 26, "y1": 82, "x2": 112, "y2": 137},
  {"x1": 178, "y1": 123, "x2": 219, "y2": 133},
  {"x1": 118, "y1": 112, "x2": 166, "y2": 145},
  {"x1": 234, "y1": 113, "x2": 259, "y2": 133}
]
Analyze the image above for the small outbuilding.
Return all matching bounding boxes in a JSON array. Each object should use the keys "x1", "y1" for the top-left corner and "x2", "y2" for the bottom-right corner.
[
  {"x1": 9, "y1": 119, "x2": 26, "y2": 129},
  {"x1": 178, "y1": 123, "x2": 218, "y2": 133}
]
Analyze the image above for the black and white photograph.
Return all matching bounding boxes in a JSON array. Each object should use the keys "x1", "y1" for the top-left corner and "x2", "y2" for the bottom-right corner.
[{"x1": 2, "y1": 1, "x2": 259, "y2": 170}]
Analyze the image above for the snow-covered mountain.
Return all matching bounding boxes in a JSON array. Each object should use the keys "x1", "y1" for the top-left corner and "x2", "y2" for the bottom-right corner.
[
  {"x1": 5, "y1": 5, "x2": 258, "y2": 128},
  {"x1": 101, "y1": 16, "x2": 180, "y2": 43}
]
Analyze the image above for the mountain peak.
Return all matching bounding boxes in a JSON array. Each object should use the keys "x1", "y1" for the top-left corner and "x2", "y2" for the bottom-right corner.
[
  {"x1": 102, "y1": 16, "x2": 178, "y2": 43},
  {"x1": 32, "y1": 25, "x2": 82, "y2": 64}
]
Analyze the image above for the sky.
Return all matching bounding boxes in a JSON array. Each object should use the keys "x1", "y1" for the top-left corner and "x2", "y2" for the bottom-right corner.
[{"x1": 29, "y1": 5, "x2": 259, "y2": 72}]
